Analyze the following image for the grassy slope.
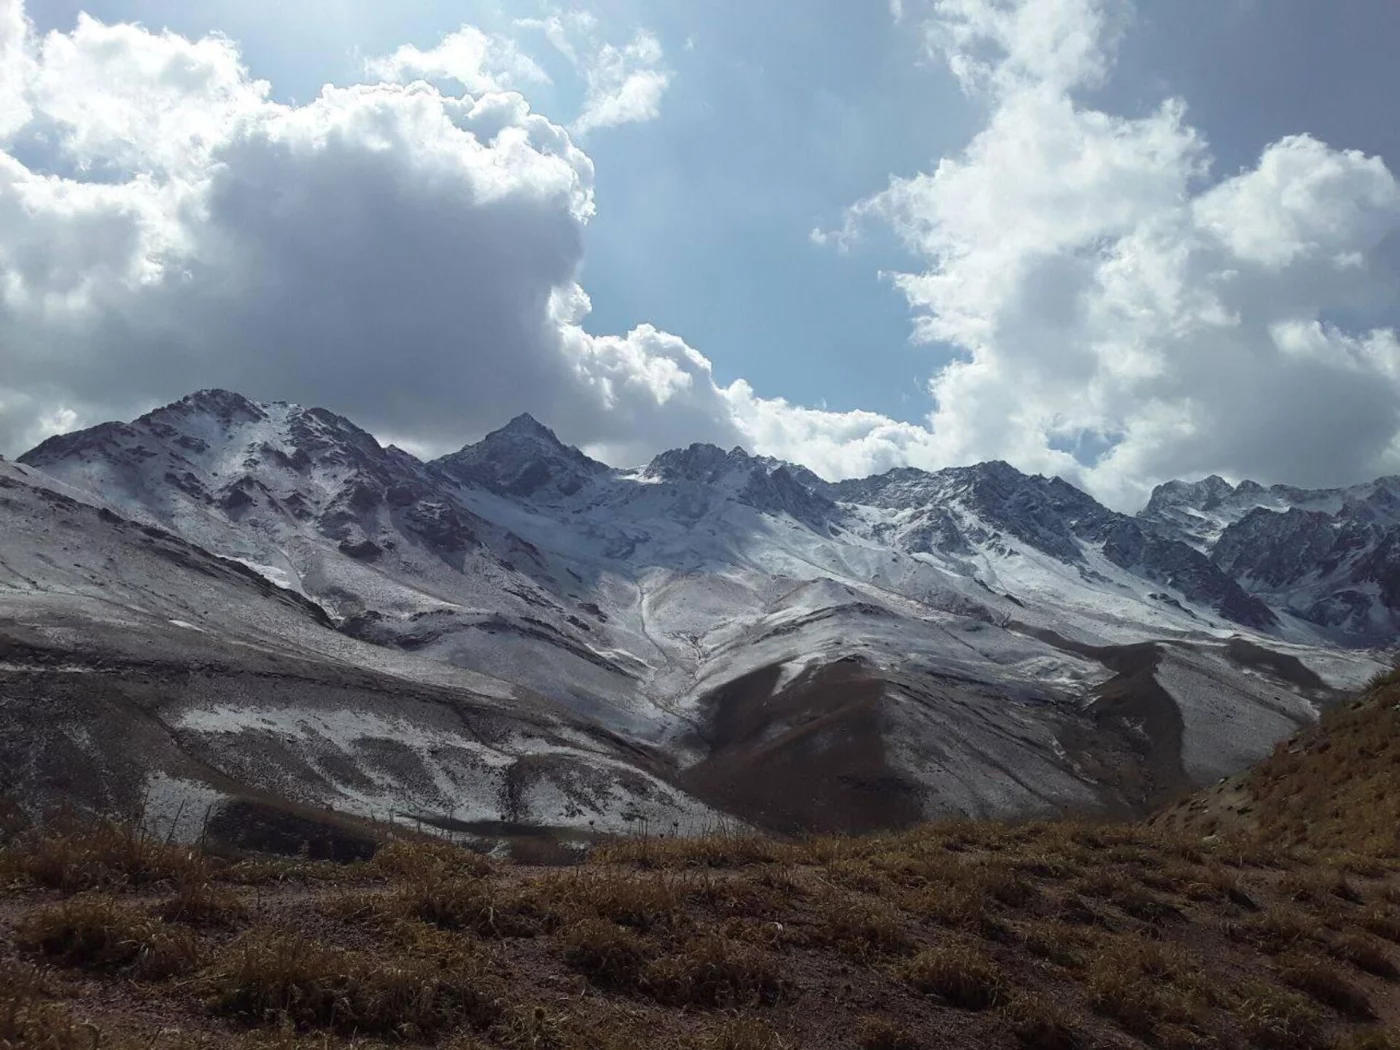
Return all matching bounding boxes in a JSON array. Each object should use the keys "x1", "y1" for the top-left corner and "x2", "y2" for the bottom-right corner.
[
  {"x1": 7, "y1": 670, "x2": 1400, "y2": 1049},
  {"x1": 3, "y1": 820, "x2": 1400, "y2": 1049},
  {"x1": 1153, "y1": 666, "x2": 1400, "y2": 856}
]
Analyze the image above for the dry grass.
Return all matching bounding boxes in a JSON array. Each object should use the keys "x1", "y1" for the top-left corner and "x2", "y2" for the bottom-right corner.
[
  {"x1": 1327, "y1": 931, "x2": 1400, "y2": 979},
  {"x1": 853, "y1": 1017, "x2": 920, "y2": 1050},
  {"x1": 11, "y1": 734, "x2": 1400, "y2": 1050},
  {"x1": 900, "y1": 941, "x2": 1003, "y2": 1010},
  {"x1": 157, "y1": 877, "x2": 250, "y2": 927},
  {"x1": 1084, "y1": 938, "x2": 1209, "y2": 1038},
  {"x1": 1241, "y1": 667, "x2": 1400, "y2": 857},
  {"x1": 0, "y1": 819, "x2": 211, "y2": 892},
  {"x1": 1235, "y1": 980, "x2": 1328, "y2": 1050},
  {"x1": 0, "y1": 959, "x2": 101, "y2": 1050},
  {"x1": 17, "y1": 893, "x2": 201, "y2": 979},
  {"x1": 1276, "y1": 955, "x2": 1374, "y2": 1019},
  {"x1": 693, "y1": 1016, "x2": 787, "y2": 1050},
  {"x1": 561, "y1": 918, "x2": 652, "y2": 990},
  {"x1": 206, "y1": 929, "x2": 500, "y2": 1035},
  {"x1": 642, "y1": 934, "x2": 792, "y2": 1008},
  {"x1": 1000, "y1": 992, "x2": 1084, "y2": 1050},
  {"x1": 594, "y1": 830, "x2": 788, "y2": 870},
  {"x1": 810, "y1": 894, "x2": 915, "y2": 960}
]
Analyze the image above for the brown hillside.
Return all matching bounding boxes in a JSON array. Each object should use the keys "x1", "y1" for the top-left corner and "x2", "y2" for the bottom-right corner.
[
  {"x1": 1153, "y1": 666, "x2": 1400, "y2": 857},
  {"x1": 5, "y1": 806, "x2": 1400, "y2": 1050}
]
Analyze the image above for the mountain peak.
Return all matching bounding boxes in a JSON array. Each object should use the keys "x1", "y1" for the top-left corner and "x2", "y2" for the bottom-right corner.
[
  {"x1": 433, "y1": 412, "x2": 605, "y2": 499},
  {"x1": 490, "y1": 412, "x2": 562, "y2": 444}
]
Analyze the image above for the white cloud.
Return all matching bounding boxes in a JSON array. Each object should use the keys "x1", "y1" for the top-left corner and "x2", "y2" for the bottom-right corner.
[
  {"x1": 364, "y1": 25, "x2": 549, "y2": 96},
  {"x1": 0, "y1": 0, "x2": 34, "y2": 137},
  {"x1": 518, "y1": 12, "x2": 673, "y2": 135},
  {"x1": 830, "y1": 0, "x2": 1400, "y2": 507},
  {"x1": 0, "y1": 2, "x2": 847, "y2": 473}
]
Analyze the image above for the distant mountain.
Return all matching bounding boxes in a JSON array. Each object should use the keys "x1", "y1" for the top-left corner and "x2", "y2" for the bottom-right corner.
[
  {"x1": 1139, "y1": 474, "x2": 1400, "y2": 641},
  {"x1": 5, "y1": 390, "x2": 1390, "y2": 842}
]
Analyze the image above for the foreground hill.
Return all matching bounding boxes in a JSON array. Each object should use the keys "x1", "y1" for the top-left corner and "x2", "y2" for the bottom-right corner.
[
  {"x1": 1155, "y1": 665, "x2": 1400, "y2": 857},
  {"x1": 3, "y1": 391, "x2": 1391, "y2": 840},
  {"x1": 3, "y1": 806, "x2": 1400, "y2": 1049},
  {"x1": 7, "y1": 671, "x2": 1400, "y2": 1049}
]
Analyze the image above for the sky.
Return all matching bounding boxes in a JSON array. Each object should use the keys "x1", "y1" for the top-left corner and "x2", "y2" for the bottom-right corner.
[{"x1": 2, "y1": 0, "x2": 1400, "y2": 510}]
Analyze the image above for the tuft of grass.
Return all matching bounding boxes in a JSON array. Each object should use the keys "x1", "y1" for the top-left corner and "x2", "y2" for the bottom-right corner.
[
  {"x1": 0, "y1": 819, "x2": 212, "y2": 893},
  {"x1": 1001, "y1": 992, "x2": 1083, "y2": 1050},
  {"x1": 1276, "y1": 956, "x2": 1374, "y2": 1019},
  {"x1": 17, "y1": 894, "x2": 201, "y2": 979},
  {"x1": 0, "y1": 959, "x2": 102, "y2": 1050},
  {"x1": 1223, "y1": 908, "x2": 1319, "y2": 955},
  {"x1": 1084, "y1": 938, "x2": 1205, "y2": 1038},
  {"x1": 1334, "y1": 1032, "x2": 1400, "y2": 1050},
  {"x1": 1236, "y1": 981, "x2": 1327, "y2": 1050},
  {"x1": 695, "y1": 1016, "x2": 788, "y2": 1050},
  {"x1": 1015, "y1": 919, "x2": 1091, "y2": 970},
  {"x1": 812, "y1": 895, "x2": 915, "y2": 961},
  {"x1": 1359, "y1": 906, "x2": 1400, "y2": 944},
  {"x1": 369, "y1": 838, "x2": 494, "y2": 881},
  {"x1": 206, "y1": 929, "x2": 500, "y2": 1035},
  {"x1": 391, "y1": 874, "x2": 543, "y2": 937},
  {"x1": 1327, "y1": 931, "x2": 1399, "y2": 979},
  {"x1": 901, "y1": 942, "x2": 1003, "y2": 1010},
  {"x1": 561, "y1": 919, "x2": 652, "y2": 990},
  {"x1": 642, "y1": 934, "x2": 792, "y2": 1008},
  {"x1": 157, "y1": 877, "x2": 249, "y2": 927},
  {"x1": 542, "y1": 869, "x2": 686, "y2": 931}
]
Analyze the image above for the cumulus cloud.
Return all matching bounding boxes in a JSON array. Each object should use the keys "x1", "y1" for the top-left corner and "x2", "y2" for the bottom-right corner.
[
  {"x1": 517, "y1": 12, "x2": 673, "y2": 135},
  {"x1": 364, "y1": 26, "x2": 549, "y2": 95},
  {"x1": 832, "y1": 0, "x2": 1400, "y2": 506},
  {"x1": 0, "y1": 1, "x2": 769, "y2": 467}
]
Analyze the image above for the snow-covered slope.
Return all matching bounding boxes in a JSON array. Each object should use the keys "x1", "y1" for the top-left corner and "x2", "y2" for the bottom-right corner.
[
  {"x1": 7, "y1": 391, "x2": 1391, "y2": 836},
  {"x1": 1140, "y1": 474, "x2": 1400, "y2": 642}
]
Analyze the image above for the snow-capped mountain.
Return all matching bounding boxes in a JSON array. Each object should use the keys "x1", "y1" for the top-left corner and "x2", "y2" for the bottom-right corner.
[
  {"x1": 4, "y1": 390, "x2": 1391, "y2": 842},
  {"x1": 1139, "y1": 474, "x2": 1400, "y2": 641}
]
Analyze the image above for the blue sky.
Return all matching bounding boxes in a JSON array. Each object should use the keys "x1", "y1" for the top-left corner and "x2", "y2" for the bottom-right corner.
[{"x1": 6, "y1": 0, "x2": 1400, "y2": 507}]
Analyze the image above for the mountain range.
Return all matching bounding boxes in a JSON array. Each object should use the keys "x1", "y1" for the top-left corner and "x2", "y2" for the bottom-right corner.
[{"x1": 1, "y1": 389, "x2": 1393, "y2": 845}]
